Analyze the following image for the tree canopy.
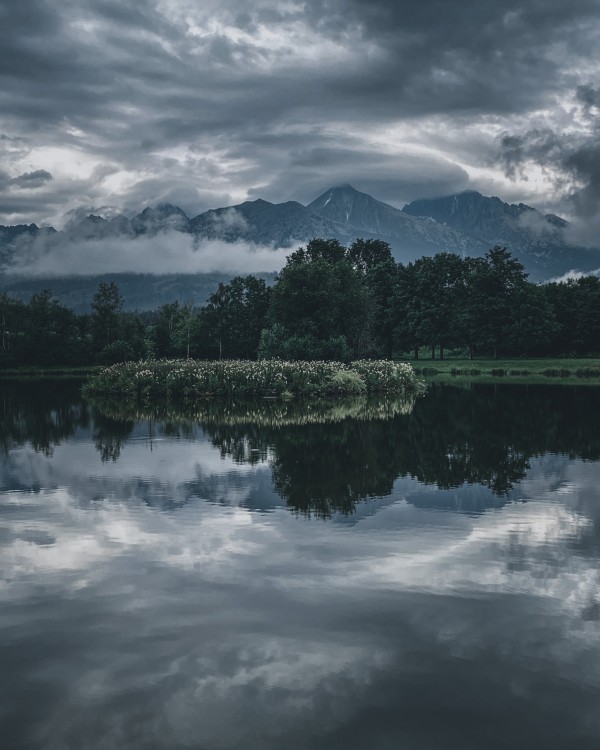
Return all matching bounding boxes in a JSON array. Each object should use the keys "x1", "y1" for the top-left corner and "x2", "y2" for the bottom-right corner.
[{"x1": 1, "y1": 241, "x2": 599, "y2": 368}]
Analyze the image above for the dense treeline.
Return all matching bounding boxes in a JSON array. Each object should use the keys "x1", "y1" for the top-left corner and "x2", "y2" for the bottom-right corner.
[{"x1": 1, "y1": 238, "x2": 599, "y2": 367}]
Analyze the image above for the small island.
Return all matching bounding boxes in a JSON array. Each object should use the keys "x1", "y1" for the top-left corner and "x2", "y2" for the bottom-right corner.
[{"x1": 83, "y1": 358, "x2": 424, "y2": 401}]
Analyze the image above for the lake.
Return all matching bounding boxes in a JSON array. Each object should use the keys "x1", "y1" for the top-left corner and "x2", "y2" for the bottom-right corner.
[{"x1": 1, "y1": 379, "x2": 600, "y2": 749}]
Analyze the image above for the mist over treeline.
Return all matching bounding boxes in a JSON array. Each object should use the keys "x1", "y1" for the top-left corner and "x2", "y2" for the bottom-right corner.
[
  {"x1": 1, "y1": 230, "x2": 292, "y2": 278},
  {"x1": 1, "y1": 238, "x2": 599, "y2": 368},
  {"x1": 5, "y1": 184, "x2": 600, "y2": 291}
]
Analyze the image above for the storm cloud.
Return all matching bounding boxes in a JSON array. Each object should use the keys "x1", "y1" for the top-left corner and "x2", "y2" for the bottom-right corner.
[
  {"x1": 1, "y1": 0, "x2": 599, "y2": 228},
  {"x1": 497, "y1": 84, "x2": 600, "y2": 246}
]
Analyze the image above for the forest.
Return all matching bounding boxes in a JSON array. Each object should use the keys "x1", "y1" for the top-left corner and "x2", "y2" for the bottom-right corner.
[{"x1": 1, "y1": 238, "x2": 599, "y2": 367}]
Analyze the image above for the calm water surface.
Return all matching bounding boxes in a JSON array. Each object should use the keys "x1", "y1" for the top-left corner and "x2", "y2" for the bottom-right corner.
[{"x1": 1, "y1": 380, "x2": 600, "y2": 749}]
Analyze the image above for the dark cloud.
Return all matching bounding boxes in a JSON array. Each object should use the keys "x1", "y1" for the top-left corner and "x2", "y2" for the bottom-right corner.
[
  {"x1": 0, "y1": 0, "x2": 599, "y2": 225},
  {"x1": 246, "y1": 139, "x2": 470, "y2": 207},
  {"x1": 11, "y1": 169, "x2": 53, "y2": 188},
  {"x1": 496, "y1": 86, "x2": 600, "y2": 244},
  {"x1": 298, "y1": 0, "x2": 600, "y2": 124},
  {"x1": 576, "y1": 84, "x2": 600, "y2": 110}
]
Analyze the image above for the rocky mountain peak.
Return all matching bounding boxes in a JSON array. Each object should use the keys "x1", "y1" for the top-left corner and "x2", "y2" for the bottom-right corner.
[
  {"x1": 2, "y1": 186, "x2": 599, "y2": 284},
  {"x1": 308, "y1": 184, "x2": 392, "y2": 228}
]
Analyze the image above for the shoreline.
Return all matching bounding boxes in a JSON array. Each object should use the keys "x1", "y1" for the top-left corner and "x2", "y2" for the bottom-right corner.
[
  {"x1": 3, "y1": 358, "x2": 600, "y2": 386},
  {"x1": 404, "y1": 357, "x2": 600, "y2": 384}
]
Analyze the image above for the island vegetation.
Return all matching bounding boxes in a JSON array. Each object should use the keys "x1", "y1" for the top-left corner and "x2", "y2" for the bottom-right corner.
[
  {"x1": 83, "y1": 358, "x2": 423, "y2": 399},
  {"x1": 1, "y1": 238, "x2": 599, "y2": 373}
]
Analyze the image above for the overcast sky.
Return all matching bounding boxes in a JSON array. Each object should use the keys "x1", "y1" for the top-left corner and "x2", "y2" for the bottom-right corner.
[{"x1": 1, "y1": 0, "x2": 600, "y2": 228}]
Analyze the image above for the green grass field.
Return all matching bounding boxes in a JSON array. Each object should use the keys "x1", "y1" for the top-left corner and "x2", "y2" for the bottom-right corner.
[
  {"x1": 3, "y1": 359, "x2": 600, "y2": 386},
  {"x1": 400, "y1": 357, "x2": 600, "y2": 384}
]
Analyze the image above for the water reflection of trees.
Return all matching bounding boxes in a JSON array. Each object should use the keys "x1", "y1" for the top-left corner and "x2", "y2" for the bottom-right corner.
[
  {"x1": 194, "y1": 385, "x2": 600, "y2": 516},
  {"x1": 3, "y1": 380, "x2": 600, "y2": 517},
  {"x1": 0, "y1": 379, "x2": 91, "y2": 456},
  {"x1": 200, "y1": 384, "x2": 600, "y2": 516},
  {"x1": 270, "y1": 420, "x2": 402, "y2": 516},
  {"x1": 92, "y1": 410, "x2": 135, "y2": 462},
  {"x1": 87, "y1": 394, "x2": 416, "y2": 429}
]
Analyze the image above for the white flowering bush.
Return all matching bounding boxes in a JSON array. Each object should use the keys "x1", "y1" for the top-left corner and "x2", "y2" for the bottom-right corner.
[
  {"x1": 83, "y1": 359, "x2": 424, "y2": 399},
  {"x1": 325, "y1": 369, "x2": 367, "y2": 395},
  {"x1": 350, "y1": 360, "x2": 419, "y2": 393}
]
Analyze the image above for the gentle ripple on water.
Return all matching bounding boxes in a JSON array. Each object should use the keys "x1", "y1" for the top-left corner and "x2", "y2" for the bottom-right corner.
[{"x1": 1, "y1": 380, "x2": 600, "y2": 749}]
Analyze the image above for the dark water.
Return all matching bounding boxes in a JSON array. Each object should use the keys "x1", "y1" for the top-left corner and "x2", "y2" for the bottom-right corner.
[{"x1": 1, "y1": 380, "x2": 600, "y2": 749}]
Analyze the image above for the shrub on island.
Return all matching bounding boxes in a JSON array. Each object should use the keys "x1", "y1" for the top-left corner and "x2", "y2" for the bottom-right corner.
[{"x1": 83, "y1": 359, "x2": 423, "y2": 400}]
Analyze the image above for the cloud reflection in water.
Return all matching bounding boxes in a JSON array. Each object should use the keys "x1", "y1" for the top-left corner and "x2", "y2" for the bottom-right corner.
[{"x1": 1, "y1": 381, "x2": 600, "y2": 748}]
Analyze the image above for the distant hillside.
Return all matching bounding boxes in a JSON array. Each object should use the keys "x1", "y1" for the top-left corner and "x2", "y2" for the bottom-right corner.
[
  {"x1": 190, "y1": 198, "x2": 349, "y2": 246},
  {"x1": 2, "y1": 185, "x2": 600, "y2": 310},
  {"x1": 307, "y1": 184, "x2": 486, "y2": 261},
  {"x1": 0, "y1": 223, "x2": 56, "y2": 264},
  {"x1": 403, "y1": 191, "x2": 599, "y2": 279}
]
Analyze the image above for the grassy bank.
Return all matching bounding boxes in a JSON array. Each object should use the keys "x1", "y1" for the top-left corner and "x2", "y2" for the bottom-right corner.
[
  {"x1": 84, "y1": 359, "x2": 424, "y2": 400},
  {"x1": 0, "y1": 365, "x2": 102, "y2": 379},
  {"x1": 404, "y1": 358, "x2": 600, "y2": 384}
]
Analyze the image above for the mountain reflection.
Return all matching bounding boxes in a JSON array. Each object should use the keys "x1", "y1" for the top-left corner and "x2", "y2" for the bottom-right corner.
[{"x1": 2, "y1": 379, "x2": 600, "y2": 517}]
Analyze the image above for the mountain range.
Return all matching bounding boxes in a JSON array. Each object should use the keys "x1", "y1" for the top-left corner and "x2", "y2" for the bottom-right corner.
[{"x1": 1, "y1": 185, "x2": 599, "y2": 310}]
